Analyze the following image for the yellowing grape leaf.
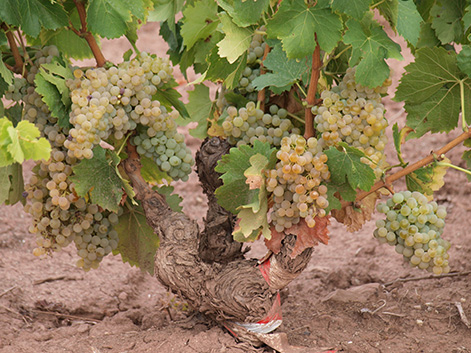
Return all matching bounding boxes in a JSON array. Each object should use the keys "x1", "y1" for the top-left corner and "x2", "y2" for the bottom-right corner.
[
  {"x1": 232, "y1": 153, "x2": 274, "y2": 241},
  {"x1": 405, "y1": 158, "x2": 450, "y2": 195},
  {"x1": 331, "y1": 192, "x2": 379, "y2": 232}
]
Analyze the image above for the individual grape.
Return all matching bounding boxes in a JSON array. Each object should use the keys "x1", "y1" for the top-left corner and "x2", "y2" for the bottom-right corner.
[
  {"x1": 374, "y1": 191, "x2": 450, "y2": 274},
  {"x1": 266, "y1": 134, "x2": 330, "y2": 232},
  {"x1": 312, "y1": 66, "x2": 391, "y2": 178}
]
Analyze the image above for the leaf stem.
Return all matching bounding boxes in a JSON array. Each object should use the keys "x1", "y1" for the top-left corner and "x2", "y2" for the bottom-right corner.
[
  {"x1": 72, "y1": 0, "x2": 107, "y2": 67},
  {"x1": 371, "y1": 0, "x2": 386, "y2": 9},
  {"x1": 295, "y1": 82, "x2": 307, "y2": 98},
  {"x1": 460, "y1": 79, "x2": 467, "y2": 130},
  {"x1": 304, "y1": 40, "x2": 321, "y2": 139},
  {"x1": 286, "y1": 111, "x2": 305, "y2": 124},
  {"x1": 436, "y1": 161, "x2": 471, "y2": 176},
  {"x1": 1, "y1": 23, "x2": 23, "y2": 74},
  {"x1": 355, "y1": 129, "x2": 471, "y2": 202}
]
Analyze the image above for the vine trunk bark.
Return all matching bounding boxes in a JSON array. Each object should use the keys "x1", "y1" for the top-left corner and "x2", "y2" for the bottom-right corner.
[{"x1": 123, "y1": 138, "x2": 314, "y2": 344}]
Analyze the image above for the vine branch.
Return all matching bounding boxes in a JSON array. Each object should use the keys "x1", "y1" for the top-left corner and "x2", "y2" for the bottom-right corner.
[
  {"x1": 72, "y1": 0, "x2": 106, "y2": 67},
  {"x1": 304, "y1": 41, "x2": 321, "y2": 139},
  {"x1": 355, "y1": 129, "x2": 471, "y2": 202},
  {"x1": 1, "y1": 23, "x2": 24, "y2": 74}
]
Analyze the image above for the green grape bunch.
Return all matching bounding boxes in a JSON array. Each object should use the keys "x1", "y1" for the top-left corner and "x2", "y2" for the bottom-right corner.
[
  {"x1": 312, "y1": 66, "x2": 391, "y2": 178},
  {"x1": 222, "y1": 102, "x2": 300, "y2": 148},
  {"x1": 374, "y1": 191, "x2": 450, "y2": 275}
]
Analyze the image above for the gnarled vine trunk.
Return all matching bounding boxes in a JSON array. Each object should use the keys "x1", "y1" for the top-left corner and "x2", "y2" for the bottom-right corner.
[{"x1": 123, "y1": 138, "x2": 314, "y2": 344}]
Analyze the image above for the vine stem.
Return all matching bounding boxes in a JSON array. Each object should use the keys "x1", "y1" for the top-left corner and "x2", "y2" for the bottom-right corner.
[
  {"x1": 72, "y1": 0, "x2": 106, "y2": 67},
  {"x1": 436, "y1": 161, "x2": 471, "y2": 176},
  {"x1": 304, "y1": 41, "x2": 321, "y2": 139},
  {"x1": 1, "y1": 23, "x2": 23, "y2": 74},
  {"x1": 257, "y1": 43, "x2": 271, "y2": 111},
  {"x1": 355, "y1": 129, "x2": 471, "y2": 202}
]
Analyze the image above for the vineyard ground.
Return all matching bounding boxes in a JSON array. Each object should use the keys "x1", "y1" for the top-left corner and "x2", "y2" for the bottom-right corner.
[{"x1": 1, "y1": 23, "x2": 471, "y2": 353}]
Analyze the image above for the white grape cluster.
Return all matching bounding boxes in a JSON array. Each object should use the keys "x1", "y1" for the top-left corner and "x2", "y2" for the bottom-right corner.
[
  {"x1": 132, "y1": 127, "x2": 194, "y2": 181},
  {"x1": 234, "y1": 28, "x2": 266, "y2": 101},
  {"x1": 374, "y1": 191, "x2": 450, "y2": 275},
  {"x1": 312, "y1": 67, "x2": 391, "y2": 178},
  {"x1": 5, "y1": 77, "x2": 27, "y2": 102},
  {"x1": 24, "y1": 159, "x2": 121, "y2": 272},
  {"x1": 222, "y1": 102, "x2": 298, "y2": 147},
  {"x1": 265, "y1": 134, "x2": 330, "y2": 232}
]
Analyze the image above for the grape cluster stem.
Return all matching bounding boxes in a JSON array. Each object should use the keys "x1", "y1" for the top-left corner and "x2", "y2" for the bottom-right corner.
[
  {"x1": 304, "y1": 39, "x2": 321, "y2": 140},
  {"x1": 352, "y1": 128, "x2": 471, "y2": 205}
]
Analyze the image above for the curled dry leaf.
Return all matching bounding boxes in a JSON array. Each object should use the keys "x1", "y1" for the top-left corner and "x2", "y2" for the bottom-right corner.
[
  {"x1": 331, "y1": 192, "x2": 379, "y2": 232},
  {"x1": 265, "y1": 216, "x2": 330, "y2": 257}
]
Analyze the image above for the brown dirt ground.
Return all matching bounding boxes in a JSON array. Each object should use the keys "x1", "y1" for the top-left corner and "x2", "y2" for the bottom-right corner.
[{"x1": 1, "y1": 23, "x2": 471, "y2": 353}]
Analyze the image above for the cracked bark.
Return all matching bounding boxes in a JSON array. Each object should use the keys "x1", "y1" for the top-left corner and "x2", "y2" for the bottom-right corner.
[{"x1": 123, "y1": 139, "x2": 314, "y2": 343}]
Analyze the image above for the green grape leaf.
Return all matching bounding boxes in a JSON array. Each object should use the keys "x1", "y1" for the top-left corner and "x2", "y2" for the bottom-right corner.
[
  {"x1": 375, "y1": 0, "x2": 397, "y2": 28},
  {"x1": 0, "y1": 118, "x2": 51, "y2": 167},
  {"x1": 153, "y1": 185, "x2": 183, "y2": 213},
  {"x1": 113, "y1": 203, "x2": 159, "y2": 275},
  {"x1": 430, "y1": 0, "x2": 466, "y2": 44},
  {"x1": 252, "y1": 44, "x2": 311, "y2": 91},
  {"x1": 343, "y1": 13, "x2": 402, "y2": 87},
  {"x1": 0, "y1": 0, "x2": 21, "y2": 27},
  {"x1": 204, "y1": 48, "x2": 246, "y2": 89},
  {"x1": 217, "y1": 12, "x2": 252, "y2": 64},
  {"x1": 324, "y1": 184, "x2": 342, "y2": 214},
  {"x1": 267, "y1": 0, "x2": 342, "y2": 59},
  {"x1": 331, "y1": 0, "x2": 372, "y2": 20},
  {"x1": 4, "y1": 103, "x2": 23, "y2": 127},
  {"x1": 395, "y1": 47, "x2": 471, "y2": 138},
  {"x1": 176, "y1": 84, "x2": 212, "y2": 139},
  {"x1": 397, "y1": 0, "x2": 422, "y2": 46},
  {"x1": 218, "y1": 0, "x2": 270, "y2": 27},
  {"x1": 152, "y1": 81, "x2": 189, "y2": 119},
  {"x1": 31, "y1": 8, "x2": 94, "y2": 59},
  {"x1": 0, "y1": 53, "x2": 13, "y2": 85},
  {"x1": 148, "y1": 0, "x2": 184, "y2": 27},
  {"x1": 462, "y1": 150, "x2": 471, "y2": 181},
  {"x1": 458, "y1": 45, "x2": 471, "y2": 78},
  {"x1": 0, "y1": 163, "x2": 24, "y2": 205},
  {"x1": 87, "y1": 0, "x2": 148, "y2": 39},
  {"x1": 139, "y1": 155, "x2": 171, "y2": 184},
  {"x1": 324, "y1": 143, "x2": 376, "y2": 191},
  {"x1": 416, "y1": 22, "x2": 440, "y2": 49},
  {"x1": 13, "y1": 0, "x2": 68, "y2": 38},
  {"x1": 70, "y1": 146, "x2": 125, "y2": 213},
  {"x1": 464, "y1": 3, "x2": 471, "y2": 33},
  {"x1": 180, "y1": 0, "x2": 219, "y2": 49},
  {"x1": 232, "y1": 153, "x2": 272, "y2": 241},
  {"x1": 215, "y1": 140, "x2": 276, "y2": 214},
  {"x1": 34, "y1": 70, "x2": 70, "y2": 128}
]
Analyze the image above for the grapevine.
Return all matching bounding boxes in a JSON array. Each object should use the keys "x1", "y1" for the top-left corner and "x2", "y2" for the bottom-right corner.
[{"x1": 1, "y1": 0, "x2": 471, "y2": 349}]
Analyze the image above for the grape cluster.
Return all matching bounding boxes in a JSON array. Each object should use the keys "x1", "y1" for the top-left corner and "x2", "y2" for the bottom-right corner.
[
  {"x1": 24, "y1": 157, "x2": 121, "y2": 271},
  {"x1": 312, "y1": 67, "x2": 391, "y2": 178},
  {"x1": 265, "y1": 134, "x2": 330, "y2": 232},
  {"x1": 132, "y1": 126, "x2": 194, "y2": 181},
  {"x1": 222, "y1": 102, "x2": 298, "y2": 147},
  {"x1": 5, "y1": 77, "x2": 27, "y2": 102},
  {"x1": 64, "y1": 54, "x2": 194, "y2": 180},
  {"x1": 234, "y1": 28, "x2": 267, "y2": 101},
  {"x1": 374, "y1": 191, "x2": 450, "y2": 275}
]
